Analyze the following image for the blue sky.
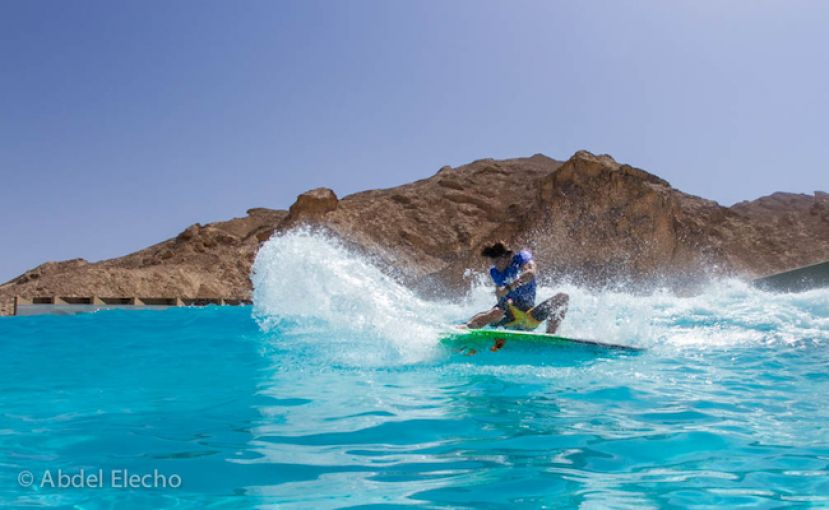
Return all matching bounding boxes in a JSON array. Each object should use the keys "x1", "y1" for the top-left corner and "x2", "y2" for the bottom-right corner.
[{"x1": 1, "y1": 0, "x2": 827, "y2": 282}]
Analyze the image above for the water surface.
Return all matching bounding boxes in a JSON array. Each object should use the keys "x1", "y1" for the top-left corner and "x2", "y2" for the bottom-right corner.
[{"x1": 1, "y1": 232, "x2": 827, "y2": 508}]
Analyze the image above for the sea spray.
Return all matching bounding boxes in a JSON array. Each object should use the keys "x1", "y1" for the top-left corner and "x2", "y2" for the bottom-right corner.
[
  {"x1": 253, "y1": 230, "x2": 828, "y2": 364},
  {"x1": 559, "y1": 280, "x2": 829, "y2": 349},
  {"x1": 251, "y1": 229, "x2": 456, "y2": 364},
  {"x1": 472, "y1": 280, "x2": 828, "y2": 350}
]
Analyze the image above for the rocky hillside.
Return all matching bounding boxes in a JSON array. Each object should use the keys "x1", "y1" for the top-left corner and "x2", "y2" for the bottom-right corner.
[
  {"x1": 0, "y1": 208, "x2": 286, "y2": 314},
  {"x1": 275, "y1": 151, "x2": 829, "y2": 293},
  {"x1": 730, "y1": 191, "x2": 829, "y2": 273},
  {"x1": 2, "y1": 150, "x2": 827, "y2": 314},
  {"x1": 441, "y1": 153, "x2": 829, "y2": 290}
]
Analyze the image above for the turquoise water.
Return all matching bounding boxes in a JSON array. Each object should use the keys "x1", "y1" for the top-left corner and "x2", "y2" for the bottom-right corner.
[{"x1": 2, "y1": 232, "x2": 828, "y2": 509}]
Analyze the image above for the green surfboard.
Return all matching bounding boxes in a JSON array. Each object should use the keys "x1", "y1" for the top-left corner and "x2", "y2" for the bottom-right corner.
[{"x1": 441, "y1": 327, "x2": 643, "y2": 352}]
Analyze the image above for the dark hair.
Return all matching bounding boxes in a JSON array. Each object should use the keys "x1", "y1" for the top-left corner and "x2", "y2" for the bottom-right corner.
[{"x1": 481, "y1": 241, "x2": 512, "y2": 259}]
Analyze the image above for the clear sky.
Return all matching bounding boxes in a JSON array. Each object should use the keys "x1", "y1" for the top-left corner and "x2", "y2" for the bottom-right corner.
[{"x1": 1, "y1": 1, "x2": 827, "y2": 282}]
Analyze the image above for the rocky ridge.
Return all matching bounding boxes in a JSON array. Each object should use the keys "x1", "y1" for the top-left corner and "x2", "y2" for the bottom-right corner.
[{"x1": 1, "y1": 151, "x2": 827, "y2": 314}]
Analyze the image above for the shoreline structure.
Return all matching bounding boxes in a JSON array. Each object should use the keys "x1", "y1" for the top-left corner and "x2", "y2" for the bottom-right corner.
[
  {"x1": 2, "y1": 150, "x2": 828, "y2": 316},
  {"x1": 6, "y1": 260, "x2": 827, "y2": 316},
  {"x1": 9, "y1": 296, "x2": 252, "y2": 317}
]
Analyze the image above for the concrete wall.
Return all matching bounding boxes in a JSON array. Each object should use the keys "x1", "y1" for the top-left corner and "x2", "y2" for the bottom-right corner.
[
  {"x1": 8, "y1": 296, "x2": 252, "y2": 317},
  {"x1": 14, "y1": 304, "x2": 178, "y2": 316},
  {"x1": 753, "y1": 260, "x2": 829, "y2": 293},
  {"x1": 0, "y1": 297, "x2": 13, "y2": 317}
]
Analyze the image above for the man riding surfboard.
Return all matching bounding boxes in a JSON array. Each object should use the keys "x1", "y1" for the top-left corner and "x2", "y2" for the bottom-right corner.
[{"x1": 466, "y1": 241, "x2": 569, "y2": 350}]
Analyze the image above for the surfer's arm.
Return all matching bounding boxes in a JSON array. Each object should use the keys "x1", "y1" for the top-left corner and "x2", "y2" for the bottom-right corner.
[{"x1": 507, "y1": 260, "x2": 536, "y2": 290}]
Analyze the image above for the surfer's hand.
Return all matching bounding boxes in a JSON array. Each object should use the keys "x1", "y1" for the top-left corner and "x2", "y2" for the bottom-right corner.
[{"x1": 496, "y1": 286, "x2": 509, "y2": 298}]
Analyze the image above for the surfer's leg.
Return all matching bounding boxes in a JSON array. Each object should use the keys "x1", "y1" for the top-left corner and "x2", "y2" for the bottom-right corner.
[
  {"x1": 545, "y1": 293, "x2": 569, "y2": 334},
  {"x1": 529, "y1": 293, "x2": 570, "y2": 334},
  {"x1": 466, "y1": 307, "x2": 505, "y2": 329}
]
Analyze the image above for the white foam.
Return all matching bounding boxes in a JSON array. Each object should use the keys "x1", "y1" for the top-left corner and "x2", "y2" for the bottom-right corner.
[
  {"x1": 252, "y1": 230, "x2": 829, "y2": 363},
  {"x1": 251, "y1": 229, "x2": 453, "y2": 364}
]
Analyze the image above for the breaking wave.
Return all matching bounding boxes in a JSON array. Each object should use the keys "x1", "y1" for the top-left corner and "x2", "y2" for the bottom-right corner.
[{"x1": 251, "y1": 230, "x2": 828, "y2": 364}]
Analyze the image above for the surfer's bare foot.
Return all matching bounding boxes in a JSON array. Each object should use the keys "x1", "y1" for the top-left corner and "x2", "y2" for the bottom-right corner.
[{"x1": 490, "y1": 338, "x2": 506, "y2": 352}]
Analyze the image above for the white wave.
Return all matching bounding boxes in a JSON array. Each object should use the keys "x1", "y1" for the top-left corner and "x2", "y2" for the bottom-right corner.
[
  {"x1": 251, "y1": 229, "x2": 456, "y2": 364},
  {"x1": 551, "y1": 280, "x2": 829, "y2": 349},
  {"x1": 252, "y1": 230, "x2": 829, "y2": 363}
]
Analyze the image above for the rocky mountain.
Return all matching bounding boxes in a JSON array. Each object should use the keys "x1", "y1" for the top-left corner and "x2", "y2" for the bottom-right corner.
[
  {"x1": 0, "y1": 208, "x2": 286, "y2": 315},
  {"x1": 1, "y1": 150, "x2": 827, "y2": 315}
]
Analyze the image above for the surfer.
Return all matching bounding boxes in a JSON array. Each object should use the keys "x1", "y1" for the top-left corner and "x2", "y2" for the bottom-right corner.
[{"x1": 466, "y1": 241, "x2": 569, "y2": 351}]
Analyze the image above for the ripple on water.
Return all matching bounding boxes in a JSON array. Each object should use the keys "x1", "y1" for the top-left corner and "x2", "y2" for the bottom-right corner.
[{"x1": 0, "y1": 237, "x2": 827, "y2": 508}]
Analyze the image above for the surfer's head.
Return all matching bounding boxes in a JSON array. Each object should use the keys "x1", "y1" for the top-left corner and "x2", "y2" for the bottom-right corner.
[{"x1": 481, "y1": 241, "x2": 513, "y2": 270}]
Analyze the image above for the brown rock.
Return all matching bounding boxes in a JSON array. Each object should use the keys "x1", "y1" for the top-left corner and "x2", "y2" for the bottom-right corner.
[
  {"x1": 1, "y1": 151, "x2": 827, "y2": 315},
  {"x1": 0, "y1": 208, "x2": 288, "y2": 313},
  {"x1": 280, "y1": 187, "x2": 339, "y2": 228}
]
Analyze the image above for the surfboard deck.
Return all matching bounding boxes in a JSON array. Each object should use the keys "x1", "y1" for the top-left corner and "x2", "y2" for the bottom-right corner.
[{"x1": 441, "y1": 327, "x2": 643, "y2": 352}]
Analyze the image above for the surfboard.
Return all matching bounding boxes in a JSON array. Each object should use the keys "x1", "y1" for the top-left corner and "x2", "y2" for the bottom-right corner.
[{"x1": 441, "y1": 327, "x2": 643, "y2": 352}]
